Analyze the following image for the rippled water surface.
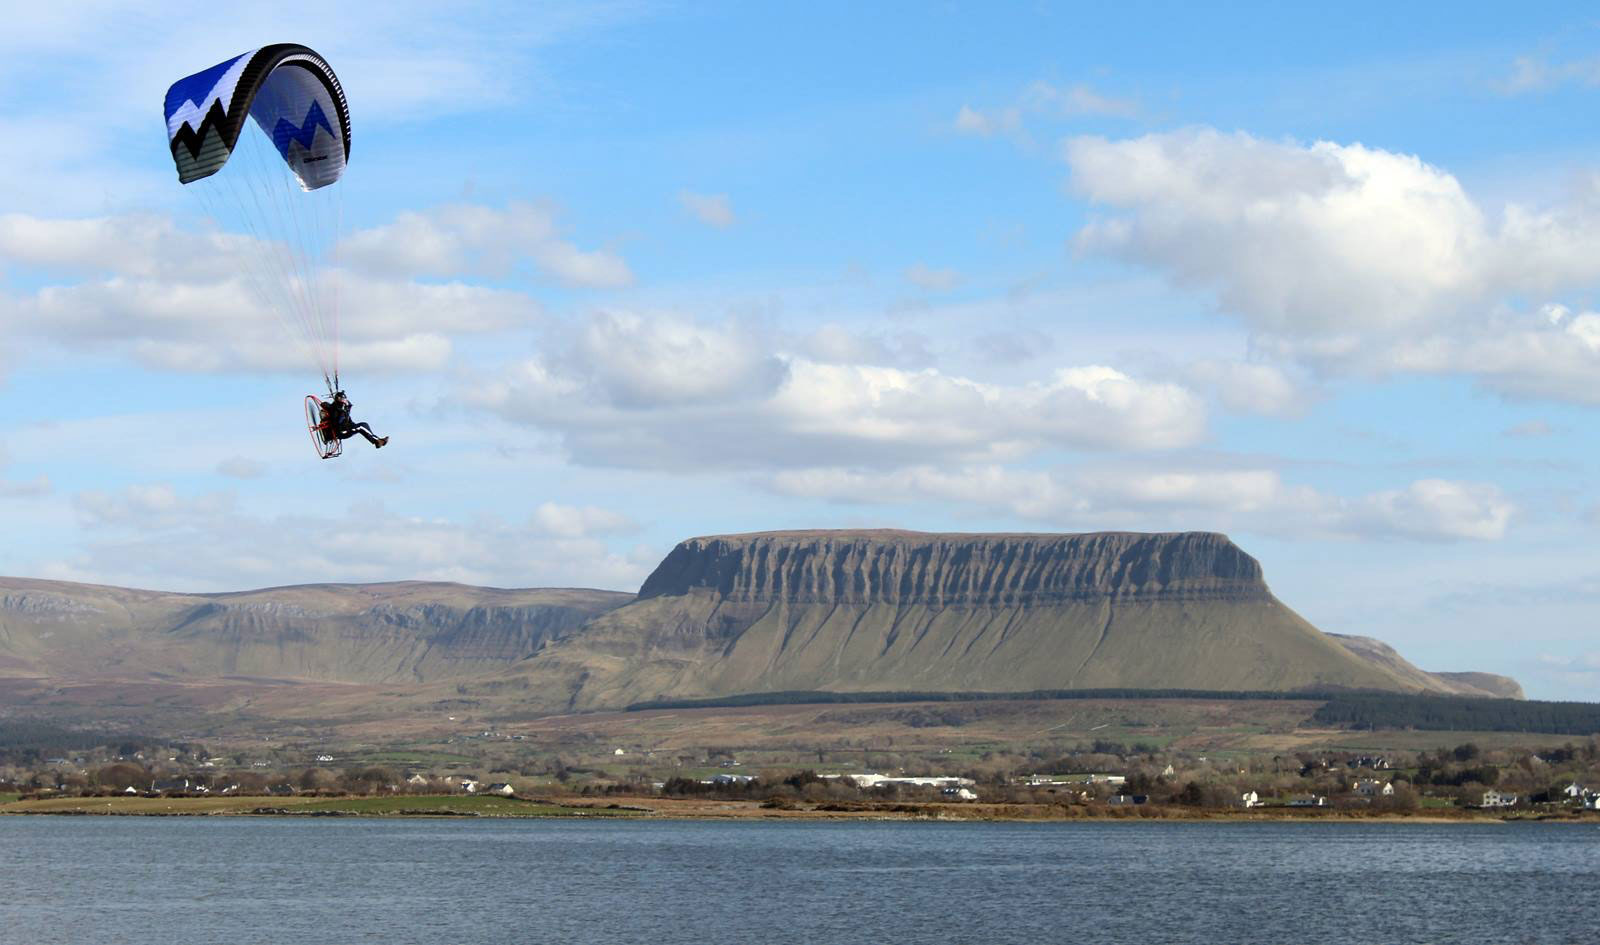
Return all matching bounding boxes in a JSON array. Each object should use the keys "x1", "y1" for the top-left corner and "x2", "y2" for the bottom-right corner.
[{"x1": 2, "y1": 818, "x2": 1597, "y2": 944}]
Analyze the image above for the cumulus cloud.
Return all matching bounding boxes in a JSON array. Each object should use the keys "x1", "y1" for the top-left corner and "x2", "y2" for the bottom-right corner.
[
  {"x1": 1186, "y1": 359, "x2": 1316, "y2": 418},
  {"x1": 53, "y1": 483, "x2": 652, "y2": 591},
  {"x1": 769, "y1": 465, "x2": 1513, "y2": 543},
  {"x1": 530, "y1": 502, "x2": 638, "y2": 539},
  {"x1": 1065, "y1": 128, "x2": 1600, "y2": 403},
  {"x1": 470, "y1": 312, "x2": 1206, "y2": 471},
  {"x1": 0, "y1": 210, "x2": 542, "y2": 376},
  {"x1": 338, "y1": 203, "x2": 632, "y2": 288},
  {"x1": 678, "y1": 191, "x2": 736, "y2": 228},
  {"x1": 797, "y1": 324, "x2": 933, "y2": 368}
]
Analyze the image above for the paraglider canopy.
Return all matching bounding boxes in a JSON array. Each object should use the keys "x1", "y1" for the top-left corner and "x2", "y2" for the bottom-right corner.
[
  {"x1": 163, "y1": 43, "x2": 353, "y2": 401},
  {"x1": 164, "y1": 44, "x2": 351, "y2": 190}
]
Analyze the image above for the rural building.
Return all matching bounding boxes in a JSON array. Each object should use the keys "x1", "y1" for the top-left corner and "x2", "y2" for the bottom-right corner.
[
  {"x1": 1288, "y1": 795, "x2": 1328, "y2": 807},
  {"x1": 1240, "y1": 791, "x2": 1260, "y2": 808},
  {"x1": 458, "y1": 779, "x2": 481, "y2": 794},
  {"x1": 405, "y1": 774, "x2": 429, "y2": 786},
  {"x1": 942, "y1": 787, "x2": 978, "y2": 801},
  {"x1": 1352, "y1": 779, "x2": 1394, "y2": 797},
  {"x1": 486, "y1": 783, "x2": 515, "y2": 797},
  {"x1": 844, "y1": 774, "x2": 975, "y2": 790},
  {"x1": 1480, "y1": 791, "x2": 1519, "y2": 808}
]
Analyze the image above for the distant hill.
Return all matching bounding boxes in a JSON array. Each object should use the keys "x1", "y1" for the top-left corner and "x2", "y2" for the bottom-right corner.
[
  {"x1": 1327, "y1": 634, "x2": 1524, "y2": 699},
  {"x1": 0, "y1": 530, "x2": 1522, "y2": 726},
  {"x1": 0, "y1": 578, "x2": 630, "y2": 684},
  {"x1": 464, "y1": 530, "x2": 1519, "y2": 712}
]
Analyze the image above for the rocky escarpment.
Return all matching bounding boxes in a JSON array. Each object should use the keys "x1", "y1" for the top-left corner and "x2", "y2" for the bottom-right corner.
[
  {"x1": 0, "y1": 579, "x2": 632, "y2": 684},
  {"x1": 497, "y1": 529, "x2": 1504, "y2": 712},
  {"x1": 638, "y1": 530, "x2": 1270, "y2": 606}
]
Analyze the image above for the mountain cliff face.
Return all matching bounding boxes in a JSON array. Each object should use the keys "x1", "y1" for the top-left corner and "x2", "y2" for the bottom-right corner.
[
  {"x1": 637, "y1": 530, "x2": 1269, "y2": 605},
  {"x1": 491, "y1": 529, "x2": 1496, "y2": 711},
  {"x1": 0, "y1": 579, "x2": 630, "y2": 684}
]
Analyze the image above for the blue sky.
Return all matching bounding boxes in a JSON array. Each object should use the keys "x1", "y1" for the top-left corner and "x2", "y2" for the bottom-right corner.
[{"x1": 1, "y1": 2, "x2": 1597, "y2": 698}]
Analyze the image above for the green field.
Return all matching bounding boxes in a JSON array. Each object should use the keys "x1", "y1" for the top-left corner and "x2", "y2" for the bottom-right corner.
[
  {"x1": 346, "y1": 750, "x2": 480, "y2": 766},
  {"x1": 0, "y1": 793, "x2": 19, "y2": 804}
]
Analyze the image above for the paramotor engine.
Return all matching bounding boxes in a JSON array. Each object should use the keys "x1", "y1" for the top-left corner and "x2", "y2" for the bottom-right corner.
[{"x1": 305, "y1": 394, "x2": 342, "y2": 460}]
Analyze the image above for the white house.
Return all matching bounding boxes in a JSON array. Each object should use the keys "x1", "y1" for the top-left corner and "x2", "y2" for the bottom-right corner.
[
  {"x1": 486, "y1": 783, "x2": 515, "y2": 797},
  {"x1": 1288, "y1": 794, "x2": 1328, "y2": 807},
  {"x1": 846, "y1": 773, "x2": 974, "y2": 790},
  {"x1": 1585, "y1": 795, "x2": 1600, "y2": 810},
  {"x1": 942, "y1": 787, "x2": 978, "y2": 801},
  {"x1": 1561, "y1": 783, "x2": 1586, "y2": 800},
  {"x1": 405, "y1": 773, "x2": 429, "y2": 786},
  {"x1": 459, "y1": 779, "x2": 481, "y2": 794},
  {"x1": 1353, "y1": 779, "x2": 1394, "y2": 797},
  {"x1": 315, "y1": 754, "x2": 335, "y2": 763},
  {"x1": 1161, "y1": 765, "x2": 1176, "y2": 778},
  {"x1": 1480, "y1": 790, "x2": 1518, "y2": 808},
  {"x1": 1240, "y1": 791, "x2": 1260, "y2": 808}
]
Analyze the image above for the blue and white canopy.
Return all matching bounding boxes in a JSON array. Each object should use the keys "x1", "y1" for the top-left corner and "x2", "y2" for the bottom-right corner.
[{"x1": 163, "y1": 44, "x2": 351, "y2": 190}]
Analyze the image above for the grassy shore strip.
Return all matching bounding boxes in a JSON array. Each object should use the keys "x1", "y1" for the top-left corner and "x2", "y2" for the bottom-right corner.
[
  {"x1": 0, "y1": 794, "x2": 636, "y2": 818},
  {"x1": 6, "y1": 794, "x2": 1597, "y2": 821}
]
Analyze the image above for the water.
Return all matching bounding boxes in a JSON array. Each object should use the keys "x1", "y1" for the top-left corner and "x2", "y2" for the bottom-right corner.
[{"x1": 1, "y1": 818, "x2": 1596, "y2": 944}]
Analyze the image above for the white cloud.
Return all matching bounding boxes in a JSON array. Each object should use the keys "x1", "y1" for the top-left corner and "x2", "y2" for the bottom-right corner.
[
  {"x1": 1346, "y1": 479, "x2": 1515, "y2": 542},
  {"x1": 530, "y1": 502, "x2": 637, "y2": 539},
  {"x1": 1065, "y1": 128, "x2": 1600, "y2": 403},
  {"x1": 904, "y1": 262, "x2": 961, "y2": 293},
  {"x1": 953, "y1": 81, "x2": 1134, "y2": 139},
  {"x1": 1022, "y1": 80, "x2": 1139, "y2": 119},
  {"x1": 471, "y1": 312, "x2": 1206, "y2": 471},
  {"x1": 678, "y1": 191, "x2": 736, "y2": 228},
  {"x1": 338, "y1": 203, "x2": 633, "y2": 288},
  {"x1": 953, "y1": 104, "x2": 1022, "y2": 138},
  {"x1": 1186, "y1": 359, "x2": 1315, "y2": 418},
  {"x1": 769, "y1": 464, "x2": 1514, "y2": 543},
  {"x1": 0, "y1": 210, "x2": 541, "y2": 376},
  {"x1": 797, "y1": 324, "x2": 933, "y2": 368},
  {"x1": 1497, "y1": 55, "x2": 1600, "y2": 95}
]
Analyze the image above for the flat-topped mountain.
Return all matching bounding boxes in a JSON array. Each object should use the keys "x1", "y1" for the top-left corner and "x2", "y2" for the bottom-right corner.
[
  {"x1": 480, "y1": 530, "x2": 1514, "y2": 711},
  {"x1": 637, "y1": 530, "x2": 1268, "y2": 605},
  {"x1": 0, "y1": 530, "x2": 1520, "y2": 725}
]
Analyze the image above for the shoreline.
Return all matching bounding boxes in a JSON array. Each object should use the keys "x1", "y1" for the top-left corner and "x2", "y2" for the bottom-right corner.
[{"x1": 4, "y1": 794, "x2": 1594, "y2": 823}]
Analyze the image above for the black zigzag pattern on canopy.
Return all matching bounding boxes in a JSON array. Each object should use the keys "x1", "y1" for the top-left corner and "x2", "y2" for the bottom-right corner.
[{"x1": 169, "y1": 43, "x2": 352, "y2": 184}]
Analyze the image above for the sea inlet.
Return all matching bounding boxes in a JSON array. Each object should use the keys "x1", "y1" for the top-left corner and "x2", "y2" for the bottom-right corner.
[{"x1": 2, "y1": 818, "x2": 1595, "y2": 943}]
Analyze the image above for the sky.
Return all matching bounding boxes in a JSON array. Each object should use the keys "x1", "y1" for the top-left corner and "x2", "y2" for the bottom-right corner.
[{"x1": 0, "y1": 2, "x2": 1596, "y2": 699}]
